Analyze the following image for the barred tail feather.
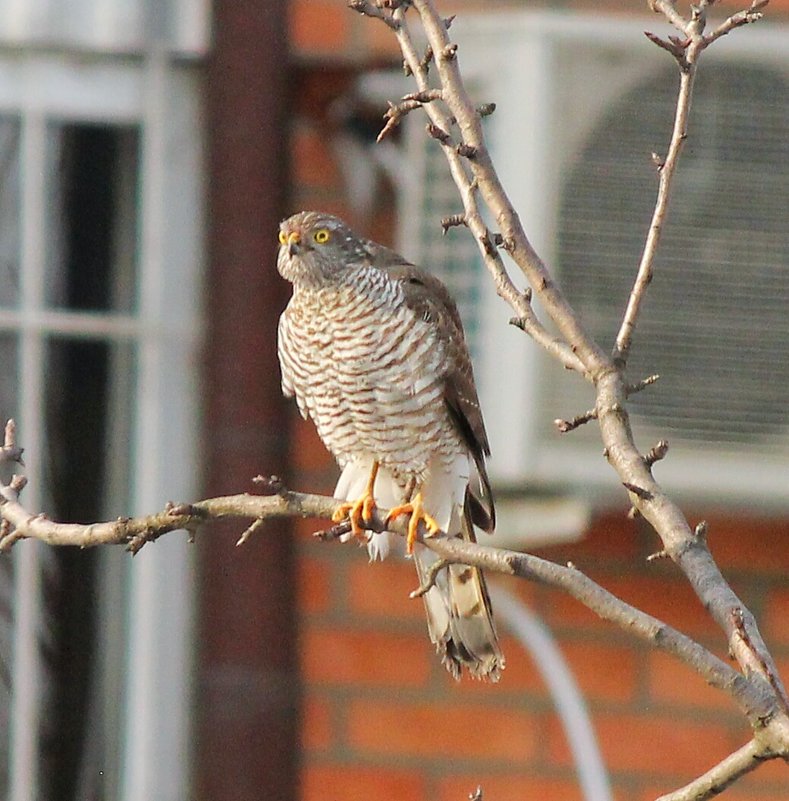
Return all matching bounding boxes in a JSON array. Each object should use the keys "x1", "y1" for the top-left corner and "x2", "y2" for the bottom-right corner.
[{"x1": 412, "y1": 498, "x2": 503, "y2": 681}]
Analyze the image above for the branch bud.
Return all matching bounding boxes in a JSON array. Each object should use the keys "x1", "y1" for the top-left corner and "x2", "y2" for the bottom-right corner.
[
  {"x1": 456, "y1": 143, "x2": 477, "y2": 159},
  {"x1": 426, "y1": 123, "x2": 452, "y2": 144},
  {"x1": 441, "y1": 214, "x2": 467, "y2": 234}
]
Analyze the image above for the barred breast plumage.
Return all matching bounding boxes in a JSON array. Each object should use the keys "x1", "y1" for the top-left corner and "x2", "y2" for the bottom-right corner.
[
  {"x1": 279, "y1": 266, "x2": 459, "y2": 480},
  {"x1": 276, "y1": 210, "x2": 503, "y2": 681}
]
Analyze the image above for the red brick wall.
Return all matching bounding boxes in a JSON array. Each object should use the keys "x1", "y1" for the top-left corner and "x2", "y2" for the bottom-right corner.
[
  {"x1": 284, "y1": 2, "x2": 789, "y2": 800},
  {"x1": 295, "y1": 502, "x2": 789, "y2": 801}
]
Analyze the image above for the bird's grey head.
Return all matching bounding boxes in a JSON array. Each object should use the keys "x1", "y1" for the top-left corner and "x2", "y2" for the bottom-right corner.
[{"x1": 277, "y1": 211, "x2": 370, "y2": 289}]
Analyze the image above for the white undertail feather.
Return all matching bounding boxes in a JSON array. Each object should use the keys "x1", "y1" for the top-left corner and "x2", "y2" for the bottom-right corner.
[{"x1": 335, "y1": 457, "x2": 400, "y2": 561}]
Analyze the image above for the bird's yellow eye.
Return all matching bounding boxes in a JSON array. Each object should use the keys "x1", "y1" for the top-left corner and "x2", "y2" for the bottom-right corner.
[
  {"x1": 313, "y1": 228, "x2": 331, "y2": 244},
  {"x1": 278, "y1": 230, "x2": 288, "y2": 245}
]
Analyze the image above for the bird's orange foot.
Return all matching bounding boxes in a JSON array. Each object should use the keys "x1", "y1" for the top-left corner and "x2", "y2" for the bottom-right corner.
[
  {"x1": 333, "y1": 461, "x2": 380, "y2": 543},
  {"x1": 385, "y1": 491, "x2": 442, "y2": 554},
  {"x1": 332, "y1": 493, "x2": 377, "y2": 542}
]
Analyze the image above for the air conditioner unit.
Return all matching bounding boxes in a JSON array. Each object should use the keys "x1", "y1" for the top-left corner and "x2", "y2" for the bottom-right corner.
[{"x1": 396, "y1": 10, "x2": 789, "y2": 512}]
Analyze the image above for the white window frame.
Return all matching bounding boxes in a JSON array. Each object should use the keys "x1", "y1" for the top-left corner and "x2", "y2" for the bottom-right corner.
[{"x1": 0, "y1": 46, "x2": 203, "y2": 801}]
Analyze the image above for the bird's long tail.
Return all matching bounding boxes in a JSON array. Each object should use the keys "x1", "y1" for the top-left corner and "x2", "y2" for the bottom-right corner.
[{"x1": 412, "y1": 493, "x2": 504, "y2": 681}]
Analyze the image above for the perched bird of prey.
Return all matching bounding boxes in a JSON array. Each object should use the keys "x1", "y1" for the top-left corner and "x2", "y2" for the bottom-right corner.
[{"x1": 277, "y1": 210, "x2": 503, "y2": 680}]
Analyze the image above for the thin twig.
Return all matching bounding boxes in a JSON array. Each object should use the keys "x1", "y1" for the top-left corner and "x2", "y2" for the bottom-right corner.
[
  {"x1": 390, "y1": 2, "x2": 590, "y2": 377},
  {"x1": 614, "y1": 26, "x2": 700, "y2": 364},
  {"x1": 626, "y1": 373, "x2": 660, "y2": 395},
  {"x1": 409, "y1": 557, "x2": 448, "y2": 598},
  {"x1": 347, "y1": 0, "x2": 400, "y2": 30},
  {"x1": 654, "y1": 738, "x2": 770, "y2": 801},
  {"x1": 644, "y1": 439, "x2": 670, "y2": 467},
  {"x1": 616, "y1": 1, "x2": 767, "y2": 365},
  {"x1": 703, "y1": 0, "x2": 769, "y2": 46},
  {"x1": 236, "y1": 517, "x2": 266, "y2": 546},
  {"x1": 554, "y1": 409, "x2": 597, "y2": 433},
  {"x1": 441, "y1": 213, "x2": 467, "y2": 233},
  {"x1": 378, "y1": 89, "x2": 444, "y2": 142}
]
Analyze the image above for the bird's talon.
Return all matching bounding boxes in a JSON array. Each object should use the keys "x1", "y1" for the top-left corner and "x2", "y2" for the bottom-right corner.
[
  {"x1": 332, "y1": 502, "x2": 353, "y2": 525},
  {"x1": 332, "y1": 471, "x2": 379, "y2": 541},
  {"x1": 386, "y1": 492, "x2": 442, "y2": 555},
  {"x1": 406, "y1": 518, "x2": 419, "y2": 554},
  {"x1": 332, "y1": 502, "x2": 362, "y2": 536}
]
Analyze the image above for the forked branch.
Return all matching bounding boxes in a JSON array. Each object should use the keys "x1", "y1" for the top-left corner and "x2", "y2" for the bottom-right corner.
[
  {"x1": 616, "y1": 0, "x2": 770, "y2": 364},
  {"x1": 349, "y1": 0, "x2": 789, "y2": 795}
]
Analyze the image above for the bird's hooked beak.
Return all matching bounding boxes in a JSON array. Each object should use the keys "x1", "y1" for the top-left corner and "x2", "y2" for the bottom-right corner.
[{"x1": 286, "y1": 231, "x2": 301, "y2": 256}]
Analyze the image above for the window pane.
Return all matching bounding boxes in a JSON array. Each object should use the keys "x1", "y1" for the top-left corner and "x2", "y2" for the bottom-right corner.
[
  {"x1": 45, "y1": 124, "x2": 140, "y2": 313},
  {"x1": 0, "y1": 118, "x2": 20, "y2": 308},
  {"x1": 41, "y1": 336, "x2": 136, "y2": 800},
  {"x1": 43, "y1": 336, "x2": 135, "y2": 519}
]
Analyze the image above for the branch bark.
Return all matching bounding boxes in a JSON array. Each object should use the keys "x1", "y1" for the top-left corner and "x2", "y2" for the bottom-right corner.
[
  {"x1": 0, "y1": 422, "x2": 778, "y2": 739},
  {"x1": 386, "y1": 2, "x2": 592, "y2": 377},
  {"x1": 654, "y1": 737, "x2": 779, "y2": 801}
]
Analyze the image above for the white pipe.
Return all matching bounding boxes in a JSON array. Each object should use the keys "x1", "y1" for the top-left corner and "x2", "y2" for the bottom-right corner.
[{"x1": 490, "y1": 585, "x2": 613, "y2": 801}]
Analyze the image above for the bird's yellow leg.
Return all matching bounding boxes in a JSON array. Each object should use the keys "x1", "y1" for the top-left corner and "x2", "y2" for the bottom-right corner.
[
  {"x1": 332, "y1": 461, "x2": 379, "y2": 540},
  {"x1": 385, "y1": 489, "x2": 442, "y2": 555}
]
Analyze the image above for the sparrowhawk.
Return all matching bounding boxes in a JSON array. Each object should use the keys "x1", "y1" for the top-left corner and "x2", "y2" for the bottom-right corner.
[{"x1": 277, "y1": 210, "x2": 503, "y2": 681}]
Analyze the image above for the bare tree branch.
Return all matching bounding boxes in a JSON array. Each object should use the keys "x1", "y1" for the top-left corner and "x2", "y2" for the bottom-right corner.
[
  {"x1": 3, "y1": 393, "x2": 789, "y2": 794},
  {"x1": 423, "y1": 536, "x2": 768, "y2": 720},
  {"x1": 382, "y1": 0, "x2": 789, "y2": 701},
  {"x1": 616, "y1": 0, "x2": 769, "y2": 365},
  {"x1": 0, "y1": 482, "x2": 335, "y2": 553},
  {"x1": 398, "y1": 1, "x2": 608, "y2": 373},
  {"x1": 654, "y1": 738, "x2": 778, "y2": 801},
  {"x1": 0, "y1": 433, "x2": 783, "y2": 741},
  {"x1": 613, "y1": 31, "x2": 696, "y2": 364},
  {"x1": 387, "y1": 0, "x2": 787, "y2": 709},
  {"x1": 348, "y1": 0, "x2": 789, "y2": 793},
  {"x1": 371, "y1": 3, "x2": 592, "y2": 377},
  {"x1": 0, "y1": 458, "x2": 772, "y2": 723}
]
